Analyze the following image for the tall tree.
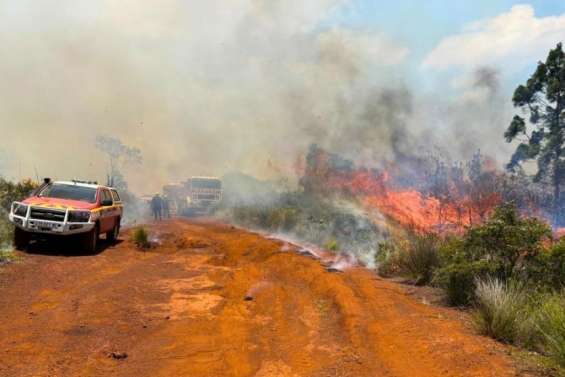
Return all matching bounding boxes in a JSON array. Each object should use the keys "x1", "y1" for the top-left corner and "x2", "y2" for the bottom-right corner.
[
  {"x1": 505, "y1": 43, "x2": 565, "y2": 225},
  {"x1": 95, "y1": 136, "x2": 142, "y2": 189}
]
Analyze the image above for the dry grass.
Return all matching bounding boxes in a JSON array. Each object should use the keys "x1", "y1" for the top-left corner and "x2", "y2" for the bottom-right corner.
[{"x1": 473, "y1": 277, "x2": 525, "y2": 343}]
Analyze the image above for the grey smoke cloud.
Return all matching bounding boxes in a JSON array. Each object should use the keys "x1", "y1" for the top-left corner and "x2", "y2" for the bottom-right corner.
[
  {"x1": 0, "y1": 0, "x2": 513, "y2": 193},
  {"x1": 0, "y1": 0, "x2": 410, "y2": 191}
]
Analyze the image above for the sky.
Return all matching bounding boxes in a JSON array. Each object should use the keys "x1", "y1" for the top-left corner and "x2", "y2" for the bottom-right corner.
[
  {"x1": 0, "y1": 1, "x2": 564, "y2": 193},
  {"x1": 331, "y1": 0, "x2": 565, "y2": 89},
  {"x1": 335, "y1": 0, "x2": 565, "y2": 53}
]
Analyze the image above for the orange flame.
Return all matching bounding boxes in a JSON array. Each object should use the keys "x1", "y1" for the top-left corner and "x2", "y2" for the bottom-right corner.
[
  {"x1": 302, "y1": 147, "x2": 502, "y2": 233},
  {"x1": 330, "y1": 170, "x2": 501, "y2": 233}
]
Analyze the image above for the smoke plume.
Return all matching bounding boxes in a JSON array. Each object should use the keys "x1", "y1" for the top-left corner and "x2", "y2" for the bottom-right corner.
[{"x1": 0, "y1": 1, "x2": 513, "y2": 193}]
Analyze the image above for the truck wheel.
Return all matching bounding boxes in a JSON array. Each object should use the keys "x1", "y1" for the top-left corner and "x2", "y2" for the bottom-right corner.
[
  {"x1": 107, "y1": 219, "x2": 120, "y2": 243},
  {"x1": 83, "y1": 225, "x2": 99, "y2": 254},
  {"x1": 14, "y1": 227, "x2": 30, "y2": 250}
]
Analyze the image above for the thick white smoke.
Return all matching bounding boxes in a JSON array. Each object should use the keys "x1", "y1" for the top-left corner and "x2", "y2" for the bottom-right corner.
[
  {"x1": 0, "y1": 1, "x2": 537, "y2": 193},
  {"x1": 0, "y1": 0, "x2": 410, "y2": 191}
]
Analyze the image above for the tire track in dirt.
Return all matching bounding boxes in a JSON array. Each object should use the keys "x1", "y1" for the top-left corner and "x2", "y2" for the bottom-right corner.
[{"x1": 0, "y1": 219, "x2": 519, "y2": 377}]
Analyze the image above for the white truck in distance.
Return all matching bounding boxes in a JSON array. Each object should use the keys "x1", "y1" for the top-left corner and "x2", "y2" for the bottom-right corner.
[{"x1": 163, "y1": 176, "x2": 222, "y2": 216}]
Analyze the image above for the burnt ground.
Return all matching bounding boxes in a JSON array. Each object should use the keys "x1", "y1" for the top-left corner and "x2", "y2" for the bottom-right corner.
[{"x1": 0, "y1": 218, "x2": 525, "y2": 377}]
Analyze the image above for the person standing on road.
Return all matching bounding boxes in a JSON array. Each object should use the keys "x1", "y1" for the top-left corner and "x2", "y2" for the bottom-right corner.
[
  {"x1": 151, "y1": 193, "x2": 163, "y2": 221},
  {"x1": 162, "y1": 195, "x2": 171, "y2": 218}
]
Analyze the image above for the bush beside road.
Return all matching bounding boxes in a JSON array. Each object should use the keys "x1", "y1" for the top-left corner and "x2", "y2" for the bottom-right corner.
[{"x1": 378, "y1": 204, "x2": 565, "y2": 372}]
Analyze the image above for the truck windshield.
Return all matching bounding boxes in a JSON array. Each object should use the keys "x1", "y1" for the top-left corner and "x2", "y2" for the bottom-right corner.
[
  {"x1": 39, "y1": 184, "x2": 97, "y2": 203},
  {"x1": 189, "y1": 178, "x2": 222, "y2": 190}
]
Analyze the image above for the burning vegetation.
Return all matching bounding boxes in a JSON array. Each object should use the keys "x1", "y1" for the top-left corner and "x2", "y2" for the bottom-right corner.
[
  {"x1": 225, "y1": 139, "x2": 560, "y2": 253},
  {"x1": 220, "y1": 44, "x2": 565, "y2": 371},
  {"x1": 222, "y1": 142, "x2": 565, "y2": 368},
  {"x1": 299, "y1": 143, "x2": 562, "y2": 234},
  {"x1": 0, "y1": 21, "x2": 563, "y2": 373}
]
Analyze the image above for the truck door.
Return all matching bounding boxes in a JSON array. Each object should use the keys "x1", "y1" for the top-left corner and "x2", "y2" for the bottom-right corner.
[
  {"x1": 99, "y1": 189, "x2": 114, "y2": 233},
  {"x1": 111, "y1": 189, "x2": 123, "y2": 218}
]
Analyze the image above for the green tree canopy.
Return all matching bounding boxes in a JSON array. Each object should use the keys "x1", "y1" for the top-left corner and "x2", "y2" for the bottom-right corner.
[{"x1": 505, "y1": 43, "x2": 565, "y2": 225}]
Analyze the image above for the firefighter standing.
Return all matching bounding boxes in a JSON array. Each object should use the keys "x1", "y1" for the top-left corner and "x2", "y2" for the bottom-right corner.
[
  {"x1": 162, "y1": 195, "x2": 171, "y2": 218},
  {"x1": 151, "y1": 193, "x2": 163, "y2": 221}
]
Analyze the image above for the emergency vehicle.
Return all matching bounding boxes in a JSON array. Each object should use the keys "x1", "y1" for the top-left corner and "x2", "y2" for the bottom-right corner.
[
  {"x1": 185, "y1": 176, "x2": 222, "y2": 211},
  {"x1": 8, "y1": 179, "x2": 123, "y2": 253},
  {"x1": 163, "y1": 176, "x2": 222, "y2": 216}
]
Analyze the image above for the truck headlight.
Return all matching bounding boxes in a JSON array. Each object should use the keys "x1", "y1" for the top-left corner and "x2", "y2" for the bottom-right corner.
[
  {"x1": 68, "y1": 211, "x2": 91, "y2": 223},
  {"x1": 13, "y1": 203, "x2": 28, "y2": 217}
]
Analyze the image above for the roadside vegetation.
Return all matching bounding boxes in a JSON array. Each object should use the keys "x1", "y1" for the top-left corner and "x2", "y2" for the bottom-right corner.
[
  {"x1": 131, "y1": 227, "x2": 151, "y2": 250},
  {"x1": 377, "y1": 43, "x2": 565, "y2": 371},
  {"x1": 222, "y1": 169, "x2": 565, "y2": 370},
  {"x1": 0, "y1": 178, "x2": 38, "y2": 249},
  {"x1": 226, "y1": 192, "x2": 565, "y2": 369},
  {"x1": 0, "y1": 213, "x2": 15, "y2": 264},
  {"x1": 225, "y1": 191, "x2": 384, "y2": 266},
  {"x1": 0, "y1": 248, "x2": 19, "y2": 264},
  {"x1": 0, "y1": 207, "x2": 13, "y2": 248},
  {"x1": 377, "y1": 204, "x2": 565, "y2": 370}
]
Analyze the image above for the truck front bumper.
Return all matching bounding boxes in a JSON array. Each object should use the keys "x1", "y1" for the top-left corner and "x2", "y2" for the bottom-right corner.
[{"x1": 9, "y1": 204, "x2": 95, "y2": 236}]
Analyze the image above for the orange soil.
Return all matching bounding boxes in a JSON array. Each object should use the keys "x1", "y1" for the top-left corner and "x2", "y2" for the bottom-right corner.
[{"x1": 0, "y1": 219, "x2": 519, "y2": 377}]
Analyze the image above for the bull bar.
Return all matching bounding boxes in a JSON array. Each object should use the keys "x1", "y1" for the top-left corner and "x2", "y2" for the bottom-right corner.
[{"x1": 8, "y1": 201, "x2": 95, "y2": 236}]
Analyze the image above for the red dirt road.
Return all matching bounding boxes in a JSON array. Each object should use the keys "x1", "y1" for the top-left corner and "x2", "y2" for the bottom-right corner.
[{"x1": 0, "y1": 219, "x2": 519, "y2": 377}]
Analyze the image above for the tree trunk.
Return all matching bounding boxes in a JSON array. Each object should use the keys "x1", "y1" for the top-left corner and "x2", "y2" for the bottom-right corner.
[{"x1": 555, "y1": 177, "x2": 561, "y2": 227}]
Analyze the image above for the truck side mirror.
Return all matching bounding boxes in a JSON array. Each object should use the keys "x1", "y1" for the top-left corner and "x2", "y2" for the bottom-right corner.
[{"x1": 101, "y1": 199, "x2": 113, "y2": 206}]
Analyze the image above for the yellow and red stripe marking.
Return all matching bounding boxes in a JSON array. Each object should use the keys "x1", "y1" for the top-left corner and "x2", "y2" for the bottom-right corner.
[
  {"x1": 23, "y1": 198, "x2": 122, "y2": 213},
  {"x1": 24, "y1": 201, "x2": 76, "y2": 210}
]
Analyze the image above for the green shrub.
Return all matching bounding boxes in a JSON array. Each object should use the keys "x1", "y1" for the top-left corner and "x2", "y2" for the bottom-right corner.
[
  {"x1": 266, "y1": 207, "x2": 300, "y2": 232},
  {"x1": 0, "y1": 209, "x2": 14, "y2": 248},
  {"x1": 266, "y1": 209, "x2": 284, "y2": 230},
  {"x1": 527, "y1": 240, "x2": 565, "y2": 290},
  {"x1": 232, "y1": 206, "x2": 300, "y2": 233},
  {"x1": 0, "y1": 178, "x2": 38, "y2": 211},
  {"x1": 433, "y1": 204, "x2": 551, "y2": 306},
  {"x1": 132, "y1": 227, "x2": 150, "y2": 249},
  {"x1": 0, "y1": 178, "x2": 36, "y2": 248},
  {"x1": 473, "y1": 277, "x2": 525, "y2": 343},
  {"x1": 0, "y1": 209, "x2": 16, "y2": 264},
  {"x1": 536, "y1": 293, "x2": 565, "y2": 367},
  {"x1": 546, "y1": 242, "x2": 565, "y2": 289},
  {"x1": 375, "y1": 240, "x2": 402, "y2": 276},
  {"x1": 461, "y1": 204, "x2": 551, "y2": 280},
  {"x1": 398, "y1": 233, "x2": 441, "y2": 285},
  {"x1": 228, "y1": 195, "x2": 384, "y2": 264},
  {"x1": 324, "y1": 239, "x2": 340, "y2": 252},
  {"x1": 435, "y1": 259, "x2": 501, "y2": 306},
  {"x1": 0, "y1": 249, "x2": 16, "y2": 264}
]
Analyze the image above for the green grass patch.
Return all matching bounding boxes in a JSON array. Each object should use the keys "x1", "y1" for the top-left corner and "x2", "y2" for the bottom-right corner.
[
  {"x1": 509, "y1": 347, "x2": 565, "y2": 377},
  {"x1": 324, "y1": 239, "x2": 340, "y2": 252},
  {"x1": 0, "y1": 208, "x2": 14, "y2": 249},
  {"x1": 536, "y1": 294, "x2": 565, "y2": 368},
  {"x1": 132, "y1": 227, "x2": 150, "y2": 250},
  {"x1": 0, "y1": 249, "x2": 18, "y2": 264}
]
